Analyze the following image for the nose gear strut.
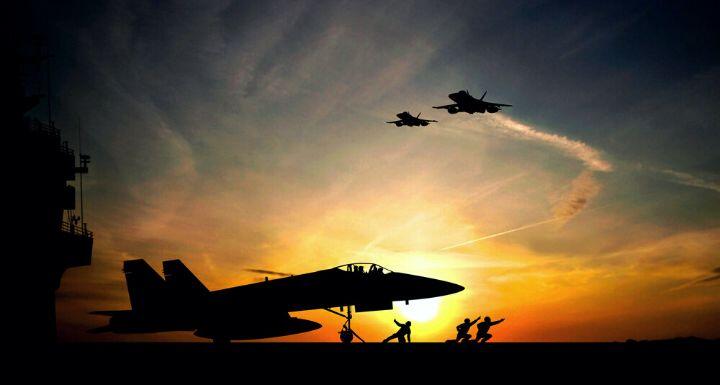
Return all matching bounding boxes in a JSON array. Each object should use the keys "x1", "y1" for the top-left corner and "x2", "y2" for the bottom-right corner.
[{"x1": 324, "y1": 306, "x2": 365, "y2": 343}]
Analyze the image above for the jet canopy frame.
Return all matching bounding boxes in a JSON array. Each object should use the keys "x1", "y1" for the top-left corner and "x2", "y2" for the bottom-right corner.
[
  {"x1": 335, "y1": 263, "x2": 392, "y2": 275},
  {"x1": 326, "y1": 263, "x2": 392, "y2": 343}
]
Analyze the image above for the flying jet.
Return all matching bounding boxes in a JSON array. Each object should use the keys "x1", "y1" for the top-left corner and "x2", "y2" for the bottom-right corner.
[
  {"x1": 386, "y1": 111, "x2": 438, "y2": 127},
  {"x1": 433, "y1": 90, "x2": 512, "y2": 114},
  {"x1": 91, "y1": 260, "x2": 464, "y2": 343}
]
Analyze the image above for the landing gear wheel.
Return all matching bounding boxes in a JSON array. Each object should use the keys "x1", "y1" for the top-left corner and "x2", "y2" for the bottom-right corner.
[
  {"x1": 326, "y1": 306, "x2": 366, "y2": 343},
  {"x1": 339, "y1": 328, "x2": 354, "y2": 343}
]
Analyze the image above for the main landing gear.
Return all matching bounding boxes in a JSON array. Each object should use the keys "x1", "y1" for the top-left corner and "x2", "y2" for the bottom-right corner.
[{"x1": 324, "y1": 305, "x2": 365, "y2": 343}]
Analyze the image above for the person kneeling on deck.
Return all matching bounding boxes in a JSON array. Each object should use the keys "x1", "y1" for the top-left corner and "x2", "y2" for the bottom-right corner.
[
  {"x1": 474, "y1": 316, "x2": 505, "y2": 344},
  {"x1": 456, "y1": 316, "x2": 482, "y2": 343}
]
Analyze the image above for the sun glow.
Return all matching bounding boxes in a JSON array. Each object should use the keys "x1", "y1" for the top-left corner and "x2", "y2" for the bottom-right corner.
[{"x1": 396, "y1": 297, "x2": 442, "y2": 322}]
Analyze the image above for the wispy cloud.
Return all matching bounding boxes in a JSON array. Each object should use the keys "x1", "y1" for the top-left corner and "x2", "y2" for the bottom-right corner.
[
  {"x1": 553, "y1": 170, "x2": 602, "y2": 222},
  {"x1": 244, "y1": 268, "x2": 292, "y2": 277},
  {"x1": 671, "y1": 266, "x2": 720, "y2": 291},
  {"x1": 697, "y1": 267, "x2": 720, "y2": 284},
  {"x1": 658, "y1": 169, "x2": 720, "y2": 194},
  {"x1": 361, "y1": 173, "x2": 525, "y2": 252},
  {"x1": 439, "y1": 217, "x2": 563, "y2": 251},
  {"x1": 485, "y1": 116, "x2": 609, "y2": 225},
  {"x1": 487, "y1": 115, "x2": 613, "y2": 172},
  {"x1": 437, "y1": 116, "x2": 611, "y2": 251}
]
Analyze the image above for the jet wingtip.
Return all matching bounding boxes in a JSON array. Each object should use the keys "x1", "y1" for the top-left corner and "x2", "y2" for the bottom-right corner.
[
  {"x1": 89, "y1": 310, "x2": 110, "y2": 316},
  {"x1": 87, "y1": 326, "x2": 113, "y2": 334}
]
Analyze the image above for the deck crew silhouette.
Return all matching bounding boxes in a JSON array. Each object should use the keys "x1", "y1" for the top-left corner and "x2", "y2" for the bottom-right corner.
[
  {"x1": 383, "y1": 319, "x2": 411, "y2": 343},
  {"x1": 475, "y1": 316, "x2": 505, "y2": 343},
  {"x1": 456, "y1": 316, "x2": 481, "y2": 343}
]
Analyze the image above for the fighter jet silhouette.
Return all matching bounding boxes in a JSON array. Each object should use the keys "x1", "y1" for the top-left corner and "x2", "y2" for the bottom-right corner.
[
  {"x1": 90, "y1": 260, "x2": 463, "y2": 343},
  {"x1": 386, "y1": 111, "x2": 438, "y2": 127},
  {"x1": 433, "y1": 90, "x2": 512, "y2": 114}
]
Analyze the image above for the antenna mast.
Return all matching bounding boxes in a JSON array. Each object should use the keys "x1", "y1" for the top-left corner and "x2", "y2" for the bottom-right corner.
[
  {"x1": 46, "y1": 46, "x2": 52, "y2": 125},
  {"x1": 78, "y1": 119, "x2": 84, "y2": 226}
]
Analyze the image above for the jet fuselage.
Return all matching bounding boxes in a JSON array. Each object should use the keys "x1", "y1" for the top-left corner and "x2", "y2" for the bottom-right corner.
[
  {"x1": 92, "y1": 261, "x2": 464, "y2": 341},
  {"x1": 213, "y1": 264, "x2": 464, "y2": 312}
]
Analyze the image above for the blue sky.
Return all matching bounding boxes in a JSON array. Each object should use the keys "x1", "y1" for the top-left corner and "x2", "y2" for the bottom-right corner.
[{"x1": 22, "y1": 0, "x2": 720, "y2": 341}]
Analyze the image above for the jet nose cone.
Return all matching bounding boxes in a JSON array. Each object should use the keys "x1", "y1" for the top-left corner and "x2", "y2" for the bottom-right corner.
[
  {"x1": 438, "y1": 280, "x2": 464, "y2": 296},
  {"x1": 390, "y1": 272, "x2": 465, "y2": 300},
  {"x1": 421, "y1": 276, "x2": 464, "y2": 298}
]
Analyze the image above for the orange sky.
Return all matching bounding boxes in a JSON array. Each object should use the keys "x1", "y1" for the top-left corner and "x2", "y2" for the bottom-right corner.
[
  {"x1": 37, "y1": 1, "x2": 720, "y2": 343},
  {"x1": 56, "y1": 113, "x2": 720, "y2": 341}
]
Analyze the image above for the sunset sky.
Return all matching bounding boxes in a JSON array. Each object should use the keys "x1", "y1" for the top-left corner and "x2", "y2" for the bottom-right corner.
[{"x1": 24, "y1": 0, "x2": 720, "y2": 342}]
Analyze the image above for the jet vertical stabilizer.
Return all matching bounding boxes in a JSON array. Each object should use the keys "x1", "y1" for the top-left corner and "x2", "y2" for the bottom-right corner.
[
  {"x1": 163, "y1": 259, "x2": 209, "y2": 296},
  {"x1": 123, "y1": 259, "x2": 166, "y2": 313}
]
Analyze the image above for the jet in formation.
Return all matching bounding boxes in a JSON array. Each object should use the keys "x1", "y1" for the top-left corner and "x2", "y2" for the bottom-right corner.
[
  {"x1": 91, "y1": 260, "x2": 464, "y2": 343},
  {"x1": 386, "y1": 111, "x2": 437, "y2": 127},
  {"x1": 433, "y1": 90, "x2": 512, "y2": 114}
]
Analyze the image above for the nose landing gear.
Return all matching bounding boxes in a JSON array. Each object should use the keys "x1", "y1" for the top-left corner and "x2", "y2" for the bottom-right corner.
[{"x1": 325, "y1": 305, "x2": 365, "y2": 343}]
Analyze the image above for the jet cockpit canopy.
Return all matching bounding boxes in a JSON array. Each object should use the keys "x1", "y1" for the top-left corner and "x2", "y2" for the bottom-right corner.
[{"x1": 336, "y1": 263, "x2": 392, "y2": 275}]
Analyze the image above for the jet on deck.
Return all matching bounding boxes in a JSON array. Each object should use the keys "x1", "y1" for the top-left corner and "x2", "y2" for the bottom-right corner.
[
  {"x1": 433, "y1": 90, "x2": 512, "y2": 114},
  {"x1": 91, "y1": 260, "x2": 464, "y2": 342}
]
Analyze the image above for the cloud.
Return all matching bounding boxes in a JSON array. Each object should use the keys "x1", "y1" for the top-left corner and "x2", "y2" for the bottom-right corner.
[
  {"x1": 553, "y1": 170, "x2": 602, "y2": 222},
  {"x1": 437, "y1": 172, "x2": 606, "y2": 250},
  {"x1": 439, "y1": 217, "x2": 564, "y2": 251},
  {"x1": 697, "y1": 266, "x2": 720, "y2": 284},
  {"x1": 483, "y1": 117, "x2": 609, "y2": 224},
  {"x1": 436, "y1": 116, "x2": 611, "y2": 251},
  {"x1": 487, "y1": 115, "x2": 613, "y2": 172},
  {"x1": 244, "y1": 269, "x2": 292, "y2": 277},
  {"x1": 672, "y1": 266, "x2": 720, "y2": 291},
  {"x1": 658, "y1": 169, "x2": 720, "y2": 194}
]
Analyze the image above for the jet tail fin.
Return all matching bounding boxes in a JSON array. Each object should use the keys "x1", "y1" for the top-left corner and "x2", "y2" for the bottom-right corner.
[
  {"x1": 87, "y1": 325, "x2": 114, "y2": 334},
  {"x1": 123, "y1": 259, "x2": 166, "y2": 313},
  {"x1": 89, "y1": 310, "x2": 129, "y2": 316},
  {"x1": 163, "y1": 259, "x2": 209, "y2": 296},
  {"x1": 480, "y1": 90, "x2": 487, "y2": 100}
]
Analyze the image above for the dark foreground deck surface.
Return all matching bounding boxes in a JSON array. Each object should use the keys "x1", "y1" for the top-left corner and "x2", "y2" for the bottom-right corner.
[
  {"x1": 50, "y1": 340, "x2": 720, "y2": 355},
  {"x1": 29, "y1": 340, "x2": 717, "y2": 380}
]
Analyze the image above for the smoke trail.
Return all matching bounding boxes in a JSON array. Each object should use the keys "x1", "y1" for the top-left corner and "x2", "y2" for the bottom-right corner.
[
  {"x1": 360, "y1": 173, "x2": 525, "y2": 252},
  {"x1": 439, "y1": 217, "x2": 564, "y2": 251},
  {"x1": 488, "y1": 115, "x2": 613, "y2": 172},
  {"x1": 669, "y1": 266, "x2": 720, "y2": 292},
  {"x1": 553, "y1": 170, "x2": 601, "y2": 223},
  {"x1": 658, "y1": 169, "x2": 720, "y2": 193},
  {"x1": 244, "y1": 269, "x2": 292, "y2": 277}
]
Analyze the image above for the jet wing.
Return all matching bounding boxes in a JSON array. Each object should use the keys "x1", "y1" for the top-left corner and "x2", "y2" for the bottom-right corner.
[
  {"x1": 194, "y1": 304, "x2": 321, "y2": 340},
  {"x1": 90, "y1": 310, "x2": 132, "y2": 316},
  {"x1": 87, "y1": 325, "x2": 115, "y2": 334},
  {"x1": 489, "y1": 102, "x2": 512, "y2": 107},
  {"x1": 433, "y1": 104, "x2": 457, "y2": 110}
]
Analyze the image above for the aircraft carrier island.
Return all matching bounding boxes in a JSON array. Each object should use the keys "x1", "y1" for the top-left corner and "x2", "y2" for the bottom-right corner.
[{"x1": 13, "y1": 41, "x2": 93, "y2": 345}]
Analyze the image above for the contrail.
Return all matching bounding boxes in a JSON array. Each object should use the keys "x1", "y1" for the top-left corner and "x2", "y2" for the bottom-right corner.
[
  {"x1": 439, "y1": 217, "x2": 564, "y2": 251},
  {"x1": 244, "y1": 269, "x2": 292, "y2": 277},
  {"x1": 488, "y1": 115, "x2": 613, "y2": 172},
  {"x1": 361, "y1": 173, "x2": 526, "y2": 253},
  {"x1": 440, "y1": 202, "x2": 615, "y2": 251}
]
